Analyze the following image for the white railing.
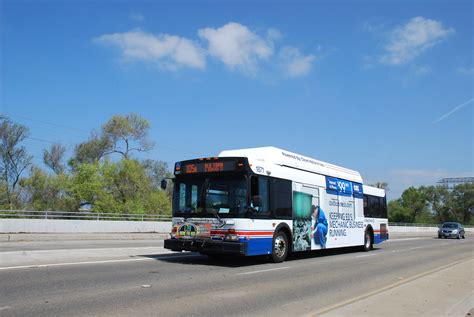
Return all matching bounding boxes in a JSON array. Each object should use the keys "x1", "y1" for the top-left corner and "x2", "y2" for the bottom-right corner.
[
  {"x1": 1, "y1": 212, "x2": 471, "y2": 227},
  {"x1": 0, "y1": 210, "x2": 172, "y2": 222},
  {"x1": 389, "y1": 222, "x2": 473, "y2": 228}
]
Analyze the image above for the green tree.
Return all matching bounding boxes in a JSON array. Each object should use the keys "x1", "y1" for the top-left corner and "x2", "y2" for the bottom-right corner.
[
  {"x1": 0, "y1": 116, "x2": 33, "y2": 208},
  {"x1": 451, "y1": 183, "x2": 474, "y2": 224},
  {"x1": 422, "y1": 185, "x2": 451, "y2": 223},
  {"x1": 102, "y1": 113, "x2": 153, "y2": 159},
  {"x1": 369, "y1": 181, "x2": 389, "y2": 191},
  {"x1": 388, "y1": 199, "x2": 411, "y2": 222},
  {"x1": 70, "y1": 114, "x2": 153, "y2": 166},
  {"x1": 98, "y1": 159, "x2": 170, "y2": 214},
  {"x1": 68, "y1": 162, "x2": 109, "y2": 211},
  {"x1": 70, "y1": 132, "x2": 111, "y2": 166},
  {"x1": 20, "y1": 166, "x2": 70, "y2": 211},
  {"x1": 43, "y1": 143, "x2": 67, "y2": 175},
  {"x1": 66, "y1": 159, "x2": 171, "y2": 214},
  {"x1": 141, "y1": 159, "x2": 171, "y2": 188},
  {"x1": 388, "y1": 187, "x2": 430, "y2": 223}
]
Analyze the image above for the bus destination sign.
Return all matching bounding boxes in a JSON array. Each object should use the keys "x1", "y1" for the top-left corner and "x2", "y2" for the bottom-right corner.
[{"x1": 177, "y1": 160, "x2": 236, "y2": 174}]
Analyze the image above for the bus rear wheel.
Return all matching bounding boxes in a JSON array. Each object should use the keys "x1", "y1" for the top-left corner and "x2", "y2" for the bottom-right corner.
[
  {"x1": 362, "y1": 230, "x2": 373, "y2": 252},
  {"x1": 271, "y1": 231, "x2": 289, "y2": 263}
]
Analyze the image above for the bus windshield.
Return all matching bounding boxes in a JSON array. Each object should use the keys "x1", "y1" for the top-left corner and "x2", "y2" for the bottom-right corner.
[{"x1": 173, "y1": 175, "x2": 248, "y2": 217}]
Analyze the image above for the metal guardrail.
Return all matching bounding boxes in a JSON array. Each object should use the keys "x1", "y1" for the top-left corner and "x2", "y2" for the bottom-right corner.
[
  {"x1": 389, "y1": 222, "x2": 474, "y2": 228},
  {"x1": 0, "y1": 210, "x2": 172, "y2": 222},
  {"x1": 1, "y1": 211, "x2": 471, "y2": 227},
  {"x1": 389, "y1": 222, "x2": 438, "y2": 227}
]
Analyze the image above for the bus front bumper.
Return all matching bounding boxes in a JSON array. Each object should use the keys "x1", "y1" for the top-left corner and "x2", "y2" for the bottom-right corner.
[{"x1": 164, "y1": 238, "x2": 247, "y2": 255}]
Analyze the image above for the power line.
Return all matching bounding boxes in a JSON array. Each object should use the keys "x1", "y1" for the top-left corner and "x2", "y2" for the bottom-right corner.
[
  {"x1": 26, "y1": 137, "x2": 60, "y2": 144},
  {"x1": 2, "y1": 112, "x2": 91, "y2": 134},
  {"x1": 5, "y1": 112, "x2": 203, "y2": 158}
]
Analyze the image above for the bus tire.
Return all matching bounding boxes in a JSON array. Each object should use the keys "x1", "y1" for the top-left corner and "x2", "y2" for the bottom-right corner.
[
  {"x1": 271, "y1": 231, "x2": 289, "y2": 263},
  {"x1": 362, "y1": 229, "x2": 373, "y2": 252}
]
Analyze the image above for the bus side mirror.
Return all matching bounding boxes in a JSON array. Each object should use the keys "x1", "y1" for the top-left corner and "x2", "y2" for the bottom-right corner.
[
  {"x1": 252, "y1": 195, "x2": 262, "y2": 208},
  {"x1": 160, "y1": 179, "x2": 168, "y2": 190}
]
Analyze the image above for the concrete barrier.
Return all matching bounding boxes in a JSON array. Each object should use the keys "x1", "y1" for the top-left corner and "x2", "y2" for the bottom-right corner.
[
  {"x1": 0, "y1": 218, "x2": 171, "y2": 234},
  {"x1": 1, "y1": 219, "x2": 472, "y2": 235},
  {"x1": 389, "y1": 226, "x2": 474, "y2": 234}
]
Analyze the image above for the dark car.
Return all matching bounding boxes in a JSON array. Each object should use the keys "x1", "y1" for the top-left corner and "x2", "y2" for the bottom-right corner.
[{"x1": 438, "y1": 222, "x2": 465, "y2": 239}]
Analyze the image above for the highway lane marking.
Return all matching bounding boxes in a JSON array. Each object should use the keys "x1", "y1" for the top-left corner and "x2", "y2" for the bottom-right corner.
[
  {"x1": 355, "y1": 253, "x2": 378, "y2": 258},
  {"x1": 409, "y1": 246, "x2": 423, "y2": 250},
  {"x1": 387, "y1": 238, "x2": 426, "y2": 242},
  {"x1": 307, "y1": 256, "x2": 474, "y2": 317},
  {"x1": 238, "y1": 266, "x2": 290, "y2": 275},
  {"x1": 0, "y1": 254, "x2": 200, "y2": 271},
  {"x1": 0, "y1": 306, "x2": 12, "y2": 311},
  {"x1": 0, "y1": 246, "x2": 165, "y2": 254}
]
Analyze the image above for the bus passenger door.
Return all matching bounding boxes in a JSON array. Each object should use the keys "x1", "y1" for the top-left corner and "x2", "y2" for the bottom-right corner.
[{"x1": 292, "y1": 183, "x2": 320, "y2": 252}]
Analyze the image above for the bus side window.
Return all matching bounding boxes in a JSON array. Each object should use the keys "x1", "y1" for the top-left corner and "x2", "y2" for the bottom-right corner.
[
  {"x1": 380, "y1": 196, "x2": 388, "y2": 218},
  {"x1": 270, "y1": 178, "x2": 292, "y2": 219},
  {"x1": 363, "y1": 195, "x2": 369, "y2": 217},
  {"x1": 369, "y1": 195, "x2": 381, "y2": 218},
  {"x1": 250, "y1": 176, "x2": 270, "y2": 214}
]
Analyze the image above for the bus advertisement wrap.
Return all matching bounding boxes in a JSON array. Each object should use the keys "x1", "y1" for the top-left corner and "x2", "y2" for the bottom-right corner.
[{"x1": 292, "y1": 176, "x2": 365, "y2": 251}]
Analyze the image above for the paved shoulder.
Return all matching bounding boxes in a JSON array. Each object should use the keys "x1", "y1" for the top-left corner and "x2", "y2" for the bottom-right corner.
[{"x1": 317, "y1": 258, "x2": 474, "y2": 317}]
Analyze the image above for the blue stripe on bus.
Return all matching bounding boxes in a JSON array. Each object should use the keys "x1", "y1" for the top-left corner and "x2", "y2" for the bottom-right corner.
[
  {"x1": 246, "y1": 238, "x2": 273, "y2": 256},
  {"x1": 374, "y1": 233, "x2": 389, "y2": 244}
]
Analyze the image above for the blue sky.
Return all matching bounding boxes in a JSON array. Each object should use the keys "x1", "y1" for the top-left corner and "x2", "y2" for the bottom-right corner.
[{"x1": 1, "y1": 0, "x2": 473, "y2": 199}]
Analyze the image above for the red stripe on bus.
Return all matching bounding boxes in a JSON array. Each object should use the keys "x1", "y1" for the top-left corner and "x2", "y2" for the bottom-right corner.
[{"x1": 211, "y1": 230, "x2": 274, "y2": 235}]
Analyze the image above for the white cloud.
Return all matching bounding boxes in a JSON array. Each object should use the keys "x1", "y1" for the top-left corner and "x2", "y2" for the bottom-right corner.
[
  {"x1": 279, "y1": 46, "x2": 316, "y2": 77},
  {"x1": 198, "y1": 22, "x2": 274, "y2": 74},
  {"x1": 415, "y1": 65, "x2": 431, "y2": 75},
  {"x1": 457, "y1": 67, "x2": 474, "y2": 75},
  {"x1": 96, "y1": 23, "x2": 317, "y2": 78},
  {"x1": 130, "y1": 13, "x2": 144, "y2": 22},
  {"x1": 267, "y1": 28, "x2": 283, "y2": 41},
  {"x1": 95, "y1": 29, "x2": 205, "y2": 70},
  {"x1": 380, "y1": 17, "x2": 454, "y2": 65}
]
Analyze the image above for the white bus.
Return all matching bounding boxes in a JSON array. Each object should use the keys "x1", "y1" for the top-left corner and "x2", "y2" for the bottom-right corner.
[{"x1": 163, "y1": 147, "x2": 388, "y2": 262}]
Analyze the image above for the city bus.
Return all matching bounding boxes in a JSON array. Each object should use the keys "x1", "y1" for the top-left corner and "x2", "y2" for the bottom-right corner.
[{"x1": 163, "y1": 147, "x2": 388, "y2": 262}]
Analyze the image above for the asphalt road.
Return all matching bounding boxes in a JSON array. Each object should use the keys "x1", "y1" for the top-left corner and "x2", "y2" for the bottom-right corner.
[{"x1": 0, "y1": 236, "x2": 472, "y2": 317}]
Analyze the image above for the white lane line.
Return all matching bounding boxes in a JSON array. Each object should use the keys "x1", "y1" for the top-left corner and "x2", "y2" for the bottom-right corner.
[
  {"x1": 409, "y1": 246, "x2": 423, "y2": 250},
  {"x1": 0, "y1": 246, "x2": 163, "y2": 254},
  {"x1": 356, "y1": 253, "x2": 378, "y2": 258},
  {"x1": 0, "y1": 306, "x2": 12, "y2": 311},
  {"x1": 387, "y1": 238, "x2": 426, "y2": 242},
  {"x1": 0, "y1": 254, "x2": 199, "y2": 271},
  {"x1": 238, "y1": 266, "x2": 290, "y2": 275}
]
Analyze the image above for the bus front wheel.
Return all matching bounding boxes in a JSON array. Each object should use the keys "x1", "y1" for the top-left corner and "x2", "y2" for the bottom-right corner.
[
  {"x1": 271, "y1": 231, "x2": 289, "y2": 263},
  {"x1": 362, "y1": 230, "x2": 373, "y2": 252}
]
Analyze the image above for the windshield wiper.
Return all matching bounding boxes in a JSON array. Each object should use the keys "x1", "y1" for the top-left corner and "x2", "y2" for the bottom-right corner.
[{"x1": 210, "y1": 209, "x2": 226, "y2": 228}]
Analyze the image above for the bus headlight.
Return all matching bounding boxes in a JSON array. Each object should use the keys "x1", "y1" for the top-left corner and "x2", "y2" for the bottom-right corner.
[
  {"x1": 170, "y1": 226, "x2": 178, "y2": 238},
  {"x1": 224, "y1": 234, "x2": 239, "y2": 242}
]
